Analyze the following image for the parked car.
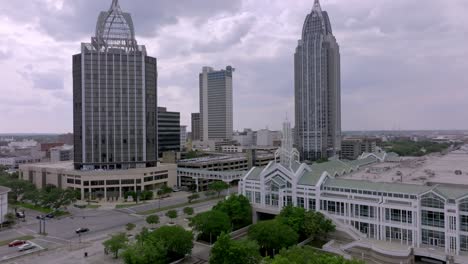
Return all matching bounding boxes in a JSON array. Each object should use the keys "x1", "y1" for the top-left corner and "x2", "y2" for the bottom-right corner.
[
  {"x1": 18, "y1": 243, "x2": 35, "y2": 252},
  {"x1": 45, "y1": 213, "x2": 55, "y2": 219},
  {"x1": 8, "y1": 240, "x2": 27, "y2": 247},
  {"x1": 75, "y1": 228, "x2": 90, "y2": 234},
  {"x1": 16, "y1": 212, "x2": 25, "y2": 219}
]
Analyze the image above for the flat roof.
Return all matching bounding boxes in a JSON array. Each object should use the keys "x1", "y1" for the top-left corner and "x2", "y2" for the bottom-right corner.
[{"x1": 341, "y1": 147, "x2": 468, "y2": 187}]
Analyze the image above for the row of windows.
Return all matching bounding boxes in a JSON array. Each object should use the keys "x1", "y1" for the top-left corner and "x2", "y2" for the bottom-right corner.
[
  {"x1": 322, "y1": 186, "x2": 417, "y2": 200},
  {"x1": 82, "y1": 179, "x2": 142, "y2": 186}
]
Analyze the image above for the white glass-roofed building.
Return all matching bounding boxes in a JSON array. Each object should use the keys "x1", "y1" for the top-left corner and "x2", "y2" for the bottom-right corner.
[{"x1": 240, "y1": 120, "x2": 468, "y2": 262}]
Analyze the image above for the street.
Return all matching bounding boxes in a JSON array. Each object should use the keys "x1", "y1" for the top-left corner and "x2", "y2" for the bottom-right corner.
[{"x1": 0, "y1": 191, "x2": 229, "y2": 264}]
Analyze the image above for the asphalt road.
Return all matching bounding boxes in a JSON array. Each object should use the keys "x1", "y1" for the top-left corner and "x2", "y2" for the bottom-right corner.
[{"x1": 0, "y1": 189, "x2": 236, "y2": 263}]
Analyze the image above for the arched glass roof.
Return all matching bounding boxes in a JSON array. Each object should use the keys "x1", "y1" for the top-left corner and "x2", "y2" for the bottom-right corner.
[{"x1": 93, "y1": 0, "x2": 137, "y2": 51}]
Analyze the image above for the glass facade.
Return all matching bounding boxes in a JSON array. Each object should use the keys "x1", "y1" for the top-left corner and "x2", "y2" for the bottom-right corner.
[{"x1": 73, "y1": 1, "x2": 157, "y2": 170}]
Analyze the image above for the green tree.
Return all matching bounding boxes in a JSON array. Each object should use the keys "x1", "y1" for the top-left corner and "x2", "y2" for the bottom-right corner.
[
  {"x1": 166, "y1": 210, "x2": 178, "y2": 223},
  {"x1": 126, "y1": 223, "x2": 136, "y2": 231},
  {"x1": 183, "y1": 207, "x2": 194, "y2": 216},
  {"x1": 190, "y1": 210, "x2": 231, "y2": 243},
  {"x1": 214, "y1": 194, "x2": 252, "y2": 230},
  {"x1": 6, "y1": 178, "x2": 36, "y2": 203},
  {"x1": 187, "y1": 193, "x2": 200, "y2": 203},
  {"x1": 210, "y1": 233, "x2": 262, "y2": 264},
  {"x1": 276, "y1": 206, "x2": 307, "y2": 237},
  {"x1": 122, "y1": 239, "x2": 166, "y2": 264},
  {"x1": 40, "y1": 188, "x2": 77, "y2": 210},
  {"x1": 141, "y1": 190, "x2": 154, "y2": 201},
  {"x1": 208, "y1": 181, "x2": 230, "y2": 197},
  {"x1": 303, "y1": 211, "x2": 335, "y2": 239},
  {"x1": 4, "y1": 213, "x2": 16, "y2": 226},
  {"x1": 160, "y1": 185, "x2": 173, "y2": 195},
  {"x1": 146, "y1": 215, "x2": 159, "y2": 226},
  {"x1": 103, "y1": 233, "x2": 129, "y2": 258},
  {"x1": 267, "y1": 246, "x2": 364, "y2": 264},
  {"x1": 248, "y1": 220, "x2": 298, "y2": 256},
  {"x1": 151, "y1": 226, "x2": 193, "y2": 261}
]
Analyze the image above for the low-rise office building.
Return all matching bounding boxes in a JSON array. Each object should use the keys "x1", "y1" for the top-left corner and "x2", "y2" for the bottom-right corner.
[
  {"x1": 50, "y1": 145, "x2": 73, "y2": 162},
  {"x1": 0, "y1": 186, "x2": 10, "y2": 223},
  {"x1": 178, "y1": 151, "x2": 276, "y2": 190},
  {"x1": 341, "y1": 137, "x2": 378, "y2": 160},
  {"x1": 19, "y1": 162, "x2": 176, "y2": 201},
  {"x1": 240, "y1": 122, "x2": 468, "y2": 262}
]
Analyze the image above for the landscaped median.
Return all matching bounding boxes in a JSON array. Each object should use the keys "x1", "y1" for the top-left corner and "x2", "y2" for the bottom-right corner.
[{"x1": 136, "y1": 196, "x2": 224, "y2": 215}]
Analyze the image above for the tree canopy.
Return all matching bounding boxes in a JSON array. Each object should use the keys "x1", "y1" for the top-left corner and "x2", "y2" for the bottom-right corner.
[
  {"x1": 190, "y1": 210, "x2": 231, "y2": 243},
  {"x1": 210, "y1": 233, "x2": 262, "y2": 264},
  {"x1": 208, "y1": 181, "x2": 230, "y2": 197},
  {"x1": 213, "y1": 194, "x2": 252, "y2": 230},
  {"x1": 266, "y1": 246, "x2": 364, "y2": 264},
  {"x1": 248, "y1": 219, "x2": 298, "y2": 256},
  {"x1": 276, "y1": 206, "x2": 335, "y2": 240},
  {"x1": 103, "y1": 233, "x2": 129, "y2": 258},
  {"x1": 146, "y1": 215, "x2": 159, "y2": 226},
  {"x1": 122, "y1": 226, "x2": 193, "y2": 264},
  {"x1": 151, "y1": 226, "x2": 193, "y2": 260}
]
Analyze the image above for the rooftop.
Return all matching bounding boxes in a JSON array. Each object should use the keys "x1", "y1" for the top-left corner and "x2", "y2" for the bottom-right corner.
[{"x1": 341, "y1": 147, "x2": 468, "y2": 187}]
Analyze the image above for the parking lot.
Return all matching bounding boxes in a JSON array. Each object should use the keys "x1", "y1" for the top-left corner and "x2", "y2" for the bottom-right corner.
[{"x1": 0, "y1": 241, "x2": 44, "y2": 262}]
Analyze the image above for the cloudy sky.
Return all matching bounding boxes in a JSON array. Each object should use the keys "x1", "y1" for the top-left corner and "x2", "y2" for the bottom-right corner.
[{"x1": 0, "y1": 0, "x2": 467, "y2": 133}]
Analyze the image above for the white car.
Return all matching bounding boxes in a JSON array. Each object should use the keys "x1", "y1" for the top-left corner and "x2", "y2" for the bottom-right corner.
[{"x1": 18, "y1": 243, "x2": 36, "y2": 252}]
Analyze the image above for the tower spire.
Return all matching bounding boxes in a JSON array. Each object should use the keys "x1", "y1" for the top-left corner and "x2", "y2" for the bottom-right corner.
[
  {"x1": 110, "y1": 0, "x2": 120, "y2": 11},
  {"x1": 313, "y1": 0, "x2": 322, "y2": 12}
]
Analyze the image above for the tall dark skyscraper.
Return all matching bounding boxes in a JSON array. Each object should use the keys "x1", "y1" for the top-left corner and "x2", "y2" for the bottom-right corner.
[
  {"x1": 191, "y1": 113, "x2": 201, "y2": 141},
  {"x1": 157, "y1": 107, "x2": 180, "y2": 157},
  {"x1": 73, "y1": 0, "x2": 158, "y2": 170},
  {"x1": 294, "y1": 0, "x2": 341, "y2": 161}
]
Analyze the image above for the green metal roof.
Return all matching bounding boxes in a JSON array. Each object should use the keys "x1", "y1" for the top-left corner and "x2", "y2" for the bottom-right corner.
[
  {"x1": 297, "y1": 170, "x2": 322, "y2": 186},
  {"x1": 324, "y1": 178, "x2": 432, "y2": 195},
  {"x1": 246, "y1": 167, "x2": 264, "y2": 180},
  {"x1": 348, "y1": 156, "x2": 378, "y2": 167}
]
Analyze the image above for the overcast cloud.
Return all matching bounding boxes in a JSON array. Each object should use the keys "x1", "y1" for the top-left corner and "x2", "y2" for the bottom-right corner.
[{"x1": 0, "y1": 0, "x2": 467, "y2": 133}]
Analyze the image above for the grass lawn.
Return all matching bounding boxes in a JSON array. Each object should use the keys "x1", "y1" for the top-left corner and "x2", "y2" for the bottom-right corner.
[
  {"x1": 86, "y1": 204, "x2": 101, "y2": 209},
  {"x1": 15, "y1": 202, "x2": 53, "y2": 214},
  {"x1": 137, "y1": 196, "x2": 223, "y2": 215},
  {"x1": 115, "y1": 202, "x2": 147, "y2": 209},
  {"x1": 14, "y1": 202, "x2": 70, "y2": 217},
  {"x1": 0, "y1": 235, "x2": 35, "y2": 247}
]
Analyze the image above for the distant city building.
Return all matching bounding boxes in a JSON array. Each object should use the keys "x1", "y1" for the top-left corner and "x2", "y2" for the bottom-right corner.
[
  {"x1": 0, "y1": 156, "x2": 42, "y2": 169},
  {"x1": 191, "y1": 113, "x2": 201, "y2": 141},
  {"x1": 341, "y1": 138, "x2": 378, "y2": 160},
  {"x1": 256, "y1": 129, "x2": 282, "y2": 147},
  {"x1": 50, "y1": 145, "x2": 74, "y2": 162},
  {"x1": 0, "y1": 186, "x2": 10, "y2": 223},
  {"x1": 57, "y1": 133, "x2": 74, "y2": 145},
  {"x1": 180, "y1": 125, "x2": 187, "y2": 151},
  {"x1": 294, "y1": 0, "x2": 341, "y2": 161},
  {"x1": 233, "y1": 129, "x2": 255, "y2": 147},
  {"x1": 72, "y1": 0, "x2": 158, "y2": 170},
  {"x1": 192, "y1": 139, "x2": 238, "y2": 152},
  {"x1": 221, "y1": 145, "x2": 244, "y2": 153},
  {"x1": 199, "y1": 66, "x2": 234, "y2": 142},
  {"x1": 158, "y1": 107, "x2": 181, "y2": 157}
]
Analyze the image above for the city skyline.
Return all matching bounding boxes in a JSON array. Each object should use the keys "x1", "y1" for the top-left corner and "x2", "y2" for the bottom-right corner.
[{"x1": 0, "y1": 0, "x2": 468, "y2": 133}]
